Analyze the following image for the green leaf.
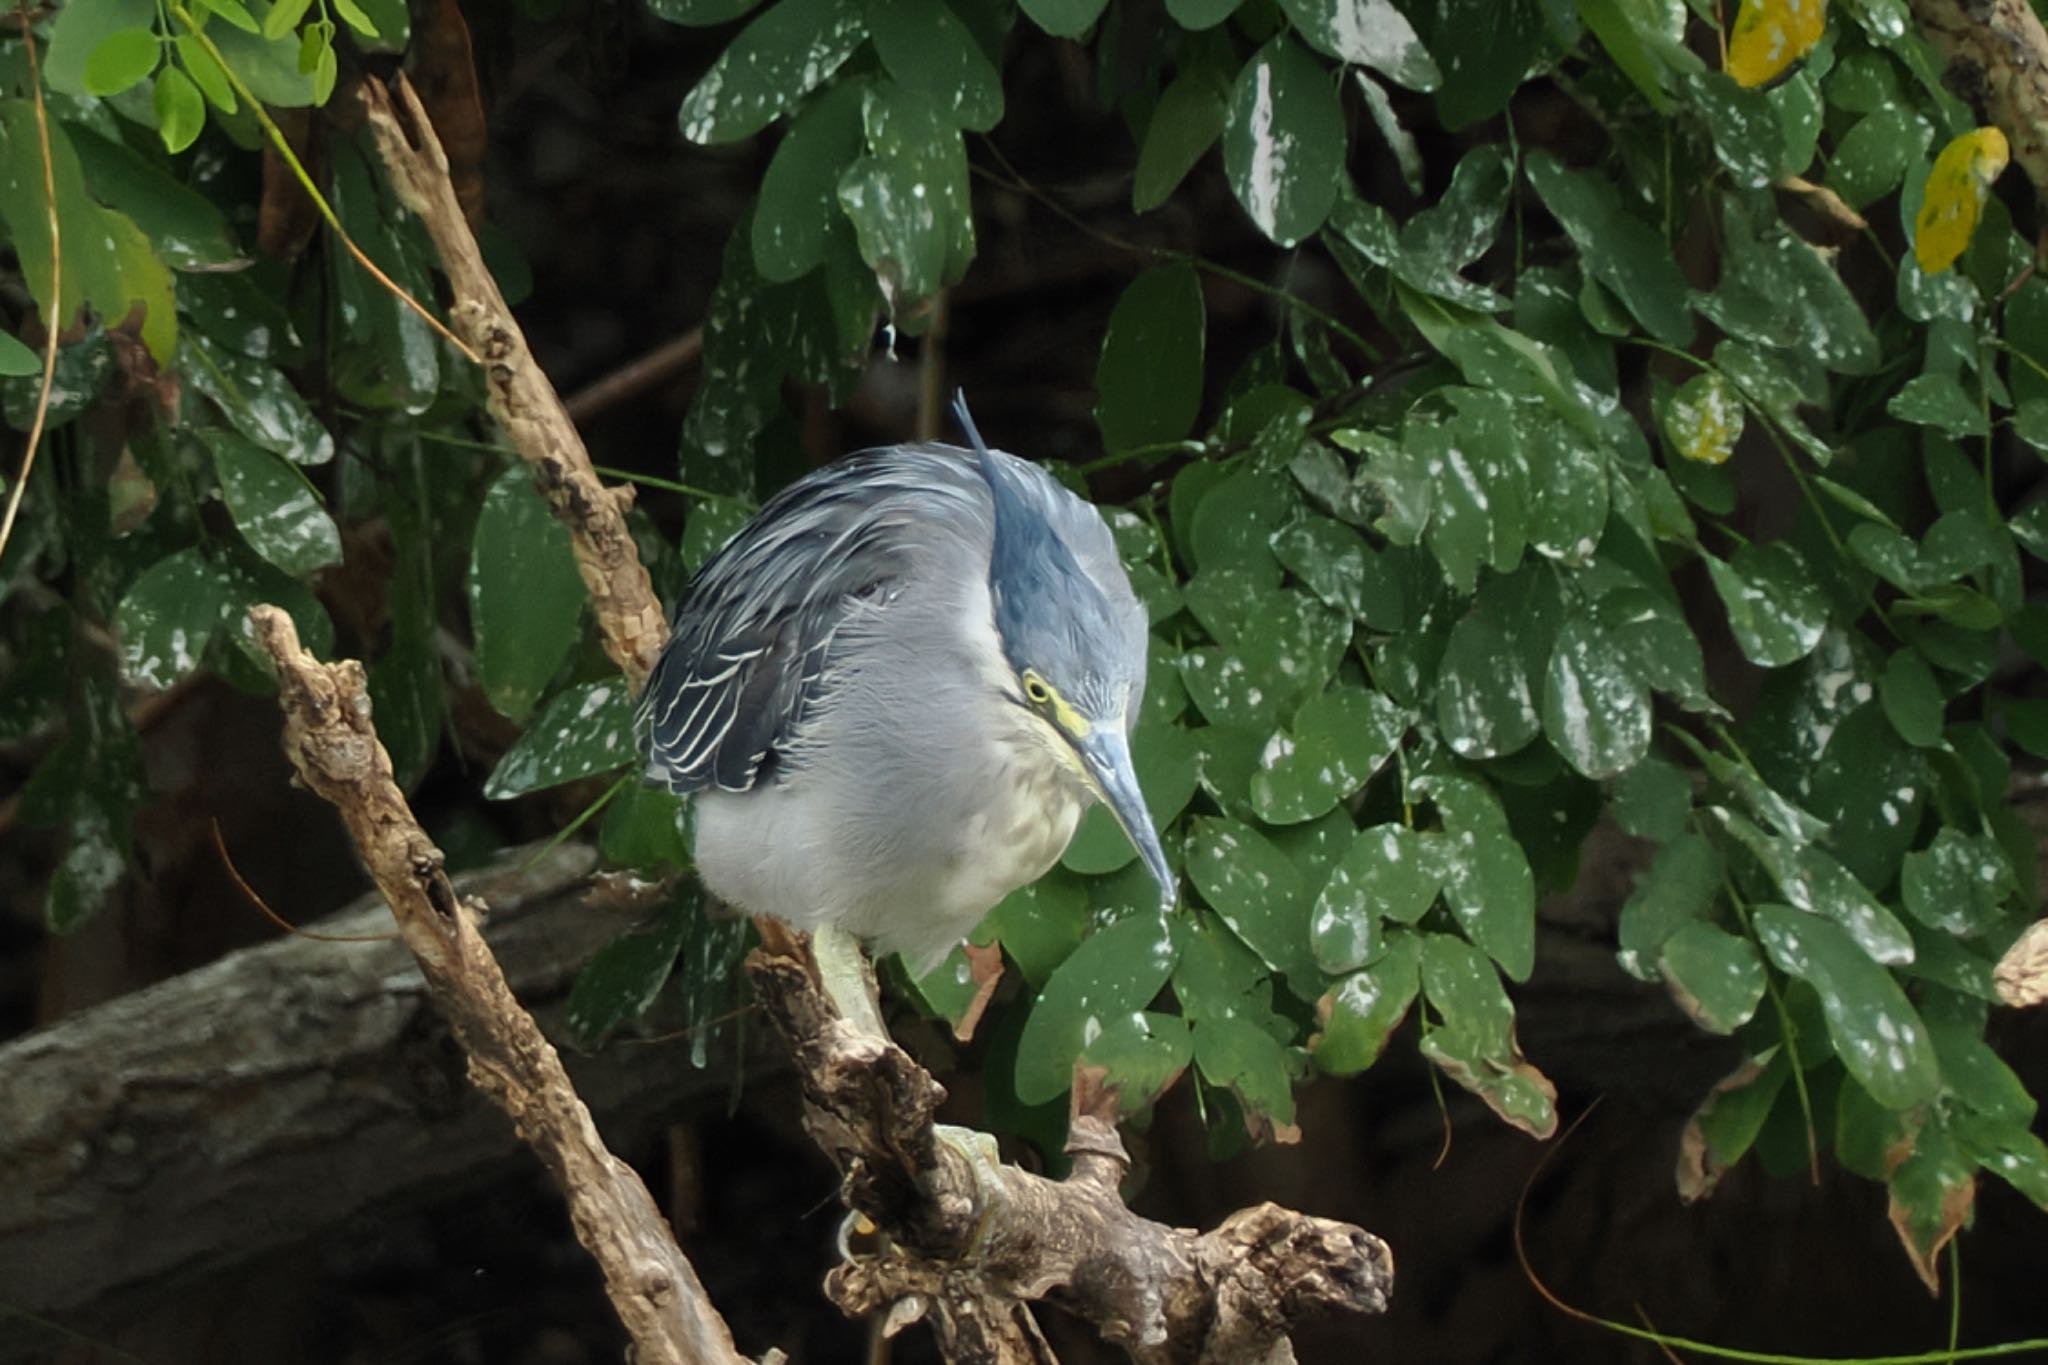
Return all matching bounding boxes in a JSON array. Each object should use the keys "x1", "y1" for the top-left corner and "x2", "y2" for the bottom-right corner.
[
  {"x1": 1616, "y1": 831, "x2": 1721, "y2": 980},
  {"x1": 1417, "y1": 932, "x2": 1557, "y2": 1138},
  {"x1": 207, "y1": 22, "x2": 321, "y2": 106},
  {"x1": 0, "y1": 330, "x2": 39, "y2": 377},
  {"x1": 1752, "y1": 904, "x2": 1941, "y2": 1110},
  {"x1": 1696, "y1": 198, "x2": 1879, "y2": 375},
  {"x1": 175, "y1": 36, "x2": 238, "y2": 113},
  {"x1": 1420, "y1": 776, "x2": 1535, "y2": 980},
  {"x1": 1524, "y1": 414, "x2": 1609, "y2": 564},
  {"x1": 263, "y1": 0, "x2": 315, "y2": 38},
  {"x1": 1887, "y1": 372, "x2": 1989, "y2": 438},
  {"x1": 1166, "y1": 0, "x2": 1241, "y2": 26},
  {"x1": 1193, "y1": 1015, "x2": 1298, "y2": 1132},
  {"x1": 1014, "y1": 910, "x2": 1177, "y2": 1104},
  {"x1": 1189, "y1": 465, "x2": 1303, "y2": 572},
  {"x1": 1589, "y1": 586, "x2": 1721, "y2": 715},
  {"x1": 837, "y1": 82, "x2": 975, "y2": 312},
  {"x1": 1657, "y1": 922, "x2": 1766, "y2": 1035},
  {"x1": 1096, "y1": 262, "x2": 1205, "y2": 451},
  {"x1": 598, "y1": 777, "x2": 693, "y2": 869},
  {"x1": 1714, "y1": 809, "x2": 1916, "y2": 963},
  {"x1": 1684, "y1": 1053, "x2": 1791, "y2": 1197},
  {"x1": 1019, "y1": 0, "x2": 1108, "y2": 36},
  {"x1": 1275, "y1": 0, "x2": 1439, "y2": 90},
  {"x1": 678, "y1": 0, "x2": 866, "y2": 144},
  {"x1": 1185, "y1": 816, "x2": 1314, "y2": 983},
  {"x1": 1542, "y1": 609, "x2": 1652, "y2": 779},
  {"x1": 206, "y1": 429, "x2": 342, "y2": 575},
  {"x1": 1180, "y1": 586, "x2": 1347, "y2": 728},
  {"x1": 468, "y1": 466, "x2": 588, "y2": 723},
  {"x1": 1705, "y1": 543, "x2": 1828, "y2": 667},
  {"x1": 1080, "y1": 1011, "x2": 1194, "y2": 1116},
  {"x1": 1878, "y1": 648, "x2": 1945, "y2": 747},
  {"x1": 564, "y1": 892, "x2": 691, "y2": 1047},
  {"x1": 983, "y1": 869, "x2": 1091, "y2": 987},
  {"x1": 1312, "y1": 824, "x2": 1440, "y2": 973},
  {"x1": 484, "y1": 680, "x2": 636, "y2": 799},
  {"x1": 1250, "y1": 686, "x2": 1407, "y2": 825},
  {"x1": 114, "y1": 549, "x2": 234, "y2": 689},
  {"x1": 180, "y1": 332, "x2": 332, "y2": 463},
  {"x1": 45, "y1": 0, "x2": 154, "y2": 95},
  {"x1": 152, "y1": 67, "x2": 206, "y2": 155},
  {"x1": 82, "y1": 27, "x2": 162, "y2": 96},
  {"x1": 1223, "y1": 37, "x2": 1346, "y2": 247},
  {"x1": 1523, "y1": 152, "x2": 1693, "y2": 346},
  {"x1": 1612, "y1": 753, "x2": 1693, "y2": 842},
  {"x1": 331, "y1": 0, "x2": 382, "y2": 38},
  {"x1": 1900, "y1": 829, "x2": 2013, "y2": 937},
  {"x1": 752, "y1": 81, "x2": 867, "y2": 282},
  {"x1": 867, "y1": 0, "x2": 1002, "y2": 131},
  {"x1": 648, "y1": 0, "x2": 766, "y2": 23},
  {"x1": 1312, "y1": 930, "x2": 1421, "y2": 1075},
  {"x1": 1134, "y1": 63, "x2": 1230, "y2": 211}
]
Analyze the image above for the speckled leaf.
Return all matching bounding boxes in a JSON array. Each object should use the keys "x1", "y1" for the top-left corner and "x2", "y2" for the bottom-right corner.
[
  {"x1": 1419, "y1": 776, "x2": 1535, "y2": 980},
  {"x1": 1590, "y1": 587, "x2": 1721, "y2": 716},
  {"x1": 680, "y1": 495, "x2": 755, "y2": 575},
  {"x1": 1436, "y1": 601, "x2": 1541, "y2": 759},
  {"x1": 1251, "y1": 686, "x2": 1406, "y2": 824},
  {"x1": 1914, "y1": 127, "x2": 2009, "y2": 276},
  {"x1": 1724, "y1": 0, "x2": 1825, "y2": 88},
  {"x1": 1901, "y1": 829, "x2": 2014, "y2": 937},
  {"x1": 1014, "y1": 910, "x2": 1177, "y2": 1104},
  {"x1": 647, "y1": 0, "x2": 765, "y2": 24},
  {"x1": 1523, "y1": 415, "x2": 1608, "y2": 565},
  {"x1": 1312, "y1": 824, "x2": 1439, "y2": 974},
  {"x1": 484, "y1": 681, "x2": 636, "y2": 799},
  {"x1": 1080, "y1": 1011, "x2": 1194, "y2": 1116},
  {"x1": 838, "y1": 83, "x2": 975, "y2": 313},
  {"x1": 1270, "y1": 514, "x2": 1373, "y2": 616},
  {"x1": 1134, "y1": 63, "x2": 1230, "y2": 211},
  {"x1": 1696, "y1": 200, "x2": 1879, "y2": 375},
  {"x1": 1190, "y1": 467, "x2": 1302, "y2": 573},
  {"x1": 1658, "y1": 922, "x2": 1766, "y2": 1035},
  {"x1": 867, "y1": 0, "x2": 1002, "y2": 131},
  {"x1": 1418, "y1": 932, "x2": 1556, "y2": 1138},
  {"x1": 1683, "y1": 1053, "x2": 1790, "y2": 1199},
  {"x1": 1754, "y1": 904, "x2": 1940, "y2": 1110},
  {"x1": 1831, "y1": 106, "x2": 1932, "y2": 210},
  {"x1": 1660, "y1": 370, "x2": 1745, "y2": 466},
  {"x1": 69, "y1": 126, "x2": 242, "y2": 270},
  {"x1": 1714, "y1": 341, "x2": 1835, "y2": 464},
  {"x1": 1616, "y1": 831, "x2": 1721, "y2": 980},
  {"x1": 1524, "y1": 153, "x2": 1694, "y2": 346},
  {"x1": 1312, "y1": 930, "x2": 1420, "y2": 1075},
  {"x1": 678, "y1": 0, "x2": 865, "y2": 145},
  {"x1": 1705, "y1": 543, "x2": 1828, "y2": 667},
  {"x1": 206, "y1": 430, "x2": 341, "y2": 575},
  {"x1": 564, "y1": 892, "x2": 690, "y2": 1047},
  {"x1": 1185, "y1": 816, "x2": 1314, "y2": 983},
  {"x1": 599, "y1": 779, "x2": 693, "y2": 870},
  {"x1": 753, "y1": 80, "x2": 867, "y2": 282},
  {"x1": 1193, "y1": 1015, "x2": 1298, "y2": 1131},
  {"x1": 469, "y1": 467, "x2": 588, "y2": 723},
  {"x1": 1887, "y1": 372, "x2": 1987, "y2": 438},
  {"x1": 1096, "y1": 263, "x2": 1205, "y2": 451},
  {"x1": 1543, "y1": 611, "x2": 1652, "y2": 780},
  {"x1": 1713, "y1": 810, "x2": 1916, "y2": 963},
  {"x1": 983, "y1": 869, "x2": 1091, "y2": 988},
  {"x1": 1276, "y1": 0, "x2": 1439, "y2": 90},
  {"x1": 1223, "y1": 37, "x2": 1346, "y2": 248},
  {"x1": 114, "y1": 549, "x2": 234, "y2": 689},
  {"x1": 1180, "y1": 588, "x2": 1348, "y2": 728},
  {"x1": 181, "y1": 333, "x2": 333, "y2": 465},
  {"x1": 1064, "y1": 722, "x2": 1202, "y2": 873},
  {"x1": 1171, "y1": 909, "x2": 1275, "y2": 1023},
  {"x1": 1886, "y1": 1117, "x2": 1979, "y2": 1293}
]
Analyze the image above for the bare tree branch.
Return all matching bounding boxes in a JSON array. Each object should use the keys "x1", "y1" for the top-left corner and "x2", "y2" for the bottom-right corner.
[
  {"x1": 357, "y1": 74, "x2": 669, "y2": 693},
  {"x1": 1912, "y1": 0, "x2": 2048, "y2": 204},
  {"x1": 247, "y1": 606, "x2": 743, "y2": 1365}
]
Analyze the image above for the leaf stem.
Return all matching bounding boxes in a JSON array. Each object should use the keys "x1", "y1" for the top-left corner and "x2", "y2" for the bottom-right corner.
[
  {"x1": 166, "y1": 5, "x2": 482, "y2": 367},
  {"x1": 0, "y1": 0, "x2": 63, "y2": 570}
]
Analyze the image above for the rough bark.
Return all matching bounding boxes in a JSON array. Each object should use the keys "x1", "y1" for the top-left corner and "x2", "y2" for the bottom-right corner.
[
  {"x1": 0, "y1": 843, "x2": 756, "y2": 1331},
  {"x1": 246, "y1": 607, "x2": 743, "y2": 1365},
  {"x1": 749, "y1": 922, "x2": 1394, "y2": 1364},
  {"x1": 357, "y1": 74, "x2": 668, "y2": 693}
]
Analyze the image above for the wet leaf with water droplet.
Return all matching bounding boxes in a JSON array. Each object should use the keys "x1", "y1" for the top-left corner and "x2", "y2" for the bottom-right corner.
[
  {"x1": 1312, "y1": 824, "x2": 1439, "y2": 974},
  {"x1": 1658, "y1": 921, "x2": 1766, "y2": 1034},
  {"x1": 1014, "y1": 910, "x2": 1177, "y2": 1104},
  {"x1": 1277, "y1": 0, "x2": 1439, "y2": 90},
  {"x1": 1543, "y1": 609, "x2": 1652, "y2": 779},
  {"x1": 677, "y1": 0, "x2": 865, "y2": 145},
  {"x1": 1418, "y1": 932, "x2": 1557, "y2": 1138},
  {"x1": 1705, "y1": 542, "x2": 1828, "y2": 667},
  {"x1": 1186, "y1": 815, "x2": 1315, "y2": 983},
  {"x1": 1223, "y1": 36, "x2": 1345, "y2": 247},
  {"x1": 206, "y1": 430, "x2": 342, "y2": 576},
  {"x1": 1250, "y1": 687, "x2": 1407, "y2": 825},
  {"x1": 114, "y1": 548, "x2": 235, "y2": 690},
  {"x1": 1312, "y1": 930, "x2": 1420, "y2": 1075}
]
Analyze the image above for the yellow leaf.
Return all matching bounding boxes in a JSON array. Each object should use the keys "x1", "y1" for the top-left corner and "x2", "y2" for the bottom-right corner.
[
  {"x1": 1725, "y1": 0, "x2": 1827, "y2": 88},
  {"x1": 1664, "y1": 372, "x2": 1744, "y2": 466},
  {"x1": 1914, "y1": 127, "x2": 2010, "y2": 275}
]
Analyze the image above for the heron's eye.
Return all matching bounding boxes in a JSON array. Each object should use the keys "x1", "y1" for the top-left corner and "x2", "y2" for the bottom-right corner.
[{"x1": 1022, "y1": 673, "x2": 1053, "y2": 705}]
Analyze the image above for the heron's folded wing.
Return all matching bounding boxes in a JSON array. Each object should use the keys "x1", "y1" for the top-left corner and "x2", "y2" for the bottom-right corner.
[{"x1": 636, "y1": 455, "x2": 941, "y2": 794}]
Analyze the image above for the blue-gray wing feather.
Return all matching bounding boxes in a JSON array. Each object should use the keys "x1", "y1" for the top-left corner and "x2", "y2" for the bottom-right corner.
[{"x1": 636, "y1": 447, "x2": 982, "y2": 794}]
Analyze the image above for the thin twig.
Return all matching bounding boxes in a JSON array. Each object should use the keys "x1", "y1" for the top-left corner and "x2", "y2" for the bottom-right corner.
[
  {"x1": 563, "y1": 329, "x2": 705, "y2": 424},
  {"x1": 0, "y1": 1, "x2": 62, "y2": 568}
]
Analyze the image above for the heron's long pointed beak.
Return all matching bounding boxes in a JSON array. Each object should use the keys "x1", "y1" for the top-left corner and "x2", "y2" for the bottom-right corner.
[{"x1": 1076, "y1": 726, "x2": 1177, "y2": 910}]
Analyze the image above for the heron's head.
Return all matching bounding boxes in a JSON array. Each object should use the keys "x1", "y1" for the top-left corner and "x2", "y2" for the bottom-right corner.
[{"x1": 953, "y1": 395, "x2": 1175, "y2": 911}]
